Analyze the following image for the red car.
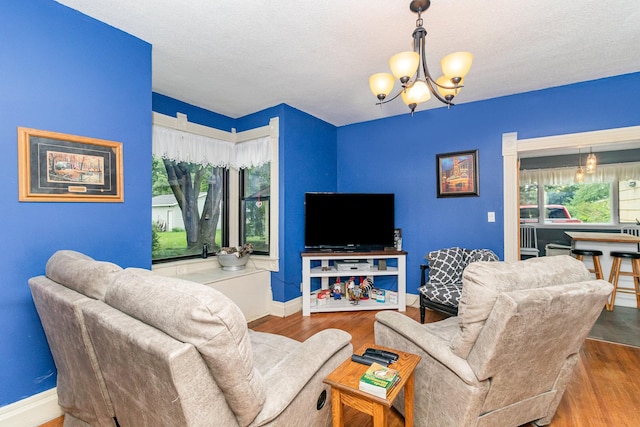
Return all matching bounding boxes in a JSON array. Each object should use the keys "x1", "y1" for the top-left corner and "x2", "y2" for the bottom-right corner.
[{"x1": 520, "y1": 204, "x2": 582, "y2": 224}]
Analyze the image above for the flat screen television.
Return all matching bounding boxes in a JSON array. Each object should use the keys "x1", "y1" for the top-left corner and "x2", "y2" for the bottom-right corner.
[{"x1": 304, "y1": 192, "x2": 395, "y2": 251}]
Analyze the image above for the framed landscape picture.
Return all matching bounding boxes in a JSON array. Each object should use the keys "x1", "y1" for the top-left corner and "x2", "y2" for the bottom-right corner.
[
  {"x1": 436, "y1": 149, "x2": 479, "y2": 198},
  {"x1": 18, "y1": 127, "x2": 123, "y2": 202}
]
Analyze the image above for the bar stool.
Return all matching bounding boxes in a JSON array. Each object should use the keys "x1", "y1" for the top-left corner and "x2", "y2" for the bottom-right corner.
[
  {"x1": 606, "y1": 251, "x2": 640, "y2": 311},
  {"x1": 571, "y1": 249, "x2": 604, "y2": 280}
]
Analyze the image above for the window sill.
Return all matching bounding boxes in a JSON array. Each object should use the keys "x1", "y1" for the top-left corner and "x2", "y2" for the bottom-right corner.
[{"x1": 152, "y1": 255, "x2": 278, "y2": 278}]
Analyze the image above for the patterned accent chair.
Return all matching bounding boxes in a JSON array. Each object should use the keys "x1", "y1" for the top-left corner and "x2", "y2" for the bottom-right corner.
[{"x1": 418, "y1": 247, "x2": 499, "y2": 321}]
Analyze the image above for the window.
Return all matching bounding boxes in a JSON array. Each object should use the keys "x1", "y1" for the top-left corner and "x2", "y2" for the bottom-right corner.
[
  {"x1": 520, "y1": 162, "x2": 640, "y2": 225},
  {"x1": 152, "y1": 157, "x2": 227, "y2": 261},
  {"x1": 240, "y1": 163, "x2": 270, "y2": 254},
  {"x1": 620, "y1": 179, "x2": 640, "y2": 223},
  {"x1": 151, "y1": 112, "x2": 279, "y2": 269},
  {"x1": 520, "y1": 183, "x2": 610, "y2": 224}
]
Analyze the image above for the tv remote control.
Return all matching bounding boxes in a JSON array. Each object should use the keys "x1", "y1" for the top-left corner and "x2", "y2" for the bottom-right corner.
[
  {"x1": 351, "y1": 354, "x2": 388, "y2": 367},
  {"x1": 359, "y1": 352, "x2": 394, "y2": 365},
  {"x1": 364, "y1": 348, "x2": 399, "y2": 361}
]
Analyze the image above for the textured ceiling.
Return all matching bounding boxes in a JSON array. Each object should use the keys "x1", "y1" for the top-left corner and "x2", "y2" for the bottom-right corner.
[{"x1": 55, "y1": 0, "x2": 640, "y2": 126}]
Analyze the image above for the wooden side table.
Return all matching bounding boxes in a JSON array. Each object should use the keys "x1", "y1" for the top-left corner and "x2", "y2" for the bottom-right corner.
[{"x1": 323, "y1": 344, "x2": 421, "y2": 427}]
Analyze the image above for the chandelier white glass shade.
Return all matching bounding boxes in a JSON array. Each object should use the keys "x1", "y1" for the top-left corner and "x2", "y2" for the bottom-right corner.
[{"x1": 368, "y1": 0, "x2": 473, "y2": 115}]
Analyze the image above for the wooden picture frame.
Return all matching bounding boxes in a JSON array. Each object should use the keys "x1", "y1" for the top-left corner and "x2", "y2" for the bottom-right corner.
[
  {"x1": 18, "y1": 127, "x2": 123, "y2": 202},
  {"x1": 436, "y1": 149, "x2": 479, "y2": 198}
]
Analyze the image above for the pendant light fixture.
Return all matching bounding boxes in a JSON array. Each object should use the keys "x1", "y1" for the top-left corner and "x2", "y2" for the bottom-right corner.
[
  {"x1": 586, "y1": 149, "x2": 597, "y2": 174},
  {"x1": 575, "y1": 149, "x2": 585, "y2": 183},
  {"x1": 368, "y1": 0, "x2": 473, "y2": 115}
]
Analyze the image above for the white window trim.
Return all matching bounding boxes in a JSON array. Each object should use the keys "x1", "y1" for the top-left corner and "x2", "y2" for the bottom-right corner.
[
  {"x1": 502, "y1": 125, "x2": 640, "y2": 262},
  {"x1": 151, "y1": 112, "x2": 279, "y2": 272}
]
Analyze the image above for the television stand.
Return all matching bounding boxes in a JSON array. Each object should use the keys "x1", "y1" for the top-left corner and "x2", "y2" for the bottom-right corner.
[{"x1": 301, "y1": 250, "x2": 407, "y2": 316}]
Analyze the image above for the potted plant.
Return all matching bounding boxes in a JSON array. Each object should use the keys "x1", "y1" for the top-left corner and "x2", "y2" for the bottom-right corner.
[{"x1": 216, "y1": 244, "x2": 254, "y2": 271}]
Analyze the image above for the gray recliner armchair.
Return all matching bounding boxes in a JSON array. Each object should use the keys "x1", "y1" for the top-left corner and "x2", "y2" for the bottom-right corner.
[
  {"x1": 29, "y1": 250, "x2": 120, "y2": 427},
  {"x1": 376, "y1": 255, "x2": 612, "y2": 427},
  {"x1": 30, "y1": 250, "x2": 353, "y2": 427}
]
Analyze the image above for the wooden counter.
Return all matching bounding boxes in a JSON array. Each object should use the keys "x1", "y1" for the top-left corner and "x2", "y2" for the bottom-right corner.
[{"x1": 565, "y1": 231, "x2": 640, "y2": 244}]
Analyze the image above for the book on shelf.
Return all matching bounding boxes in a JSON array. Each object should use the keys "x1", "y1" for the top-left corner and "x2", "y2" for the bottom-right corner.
[
  {"x1": 387, "y1": 290, "x2": 398, "y2": 304},
  {"x1": 358, "y1": 362, "x2": 400, "y2": 399}
]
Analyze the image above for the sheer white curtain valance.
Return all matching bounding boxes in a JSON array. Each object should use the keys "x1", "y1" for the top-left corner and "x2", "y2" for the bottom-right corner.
[
  {"x1": 152, "y1": 125, "x2": 272, "y2": 169},
  {"x1": 520, "y1": 162, "x2": 640, "y2": 185}
]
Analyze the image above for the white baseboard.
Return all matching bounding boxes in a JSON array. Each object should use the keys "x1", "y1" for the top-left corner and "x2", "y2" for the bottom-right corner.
[
  {"x1": 0, "y1": 388, "x2": 62, "y2": 427},
  {"x1": 270, "y1": 296, "x2": 302, "y2": 317},
  {"x1": 406, "y1": 293, "x2": 419, "y2": 308}
]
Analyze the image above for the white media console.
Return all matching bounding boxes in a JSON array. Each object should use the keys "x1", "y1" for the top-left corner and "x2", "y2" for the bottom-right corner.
[{"x1": 301, "y1": 250, "x2": 407, "y2": 316}]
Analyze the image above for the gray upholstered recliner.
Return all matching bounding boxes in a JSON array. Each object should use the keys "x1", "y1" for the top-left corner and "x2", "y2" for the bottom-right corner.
[
  {"x1": 30, "y1": 250, "x2": 353, "y2": 427},
  {"x1": 29, "y1": 250, "x2": 120, "y2": 427},
  {"x1": 376, "y1": 255, "x2": 612, "y2": 427}
]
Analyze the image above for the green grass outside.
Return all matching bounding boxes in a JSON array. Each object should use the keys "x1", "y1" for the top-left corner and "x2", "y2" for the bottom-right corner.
[
  {"x1": 158, "y1": 230, "x2": 187, "y2": 249},
  {"x1": 153, "y1": 230, "x2": 268, "y2": 259},
  {"x1": 153, "y1": 230, "x2": 220, "y2": 259},
  {"x1": 153, "y1": 231, "x2": 190, "y2": 259}
]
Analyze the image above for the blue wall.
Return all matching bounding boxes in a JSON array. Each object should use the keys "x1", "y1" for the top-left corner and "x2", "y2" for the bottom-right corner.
[
  {"x1": 1, "y1": 0, "x2": 151, "y2": 407},
  {"x1": 337, "y1": 72, "x2": 640, "y2": 289},
  {"x1": 265, "y1": 105, "x2": 338, "y2": 301},
  {"x1": 236, "y1": 104, "x2": 338, "y2": 301}
]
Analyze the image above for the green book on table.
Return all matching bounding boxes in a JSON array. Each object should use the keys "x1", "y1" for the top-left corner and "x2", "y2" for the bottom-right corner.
[{"x1": 358, "y1": 362, "x2": 400, "y2": 399}]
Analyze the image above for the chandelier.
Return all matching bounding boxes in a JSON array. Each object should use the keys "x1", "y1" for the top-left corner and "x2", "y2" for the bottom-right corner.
[
  {"x1": 368, "y1": 0, "x2": 473, "y2": 115},
  {"x1": 586, "y1": 149, "x2": 597, "y2": 174},
  {"x1": 575, "y1": 149, "x2": 585, "y2": 183}
]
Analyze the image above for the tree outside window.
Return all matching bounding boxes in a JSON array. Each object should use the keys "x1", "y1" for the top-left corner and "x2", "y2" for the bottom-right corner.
[
  {"x1": 152, "y1": 155, "x2": 226, "y2": 261},
  {"x1": 547, "y1": 183, "x2": 610, "y2": 223}
]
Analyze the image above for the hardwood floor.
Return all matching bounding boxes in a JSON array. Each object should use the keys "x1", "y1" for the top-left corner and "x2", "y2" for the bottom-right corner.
[
  {"x1": 249, "y1": 307, "x2": 640, "y2": 427},
  {"x1": 39, "y1": 416, "x2": 64, "y2": 427}
]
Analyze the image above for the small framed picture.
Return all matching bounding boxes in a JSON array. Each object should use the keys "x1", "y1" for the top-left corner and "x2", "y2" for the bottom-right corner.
[
  {"x1": 436, "y1": 149, "x2": 479, "y2": 198},
  {"x1": 17, "y1": 127, "x2": 123, "y2": 202}
]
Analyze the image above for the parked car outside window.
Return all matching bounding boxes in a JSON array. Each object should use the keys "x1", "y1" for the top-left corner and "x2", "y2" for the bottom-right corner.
[{"x1": 520, "y1": 204, "x2": 582, "y2": 224}]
